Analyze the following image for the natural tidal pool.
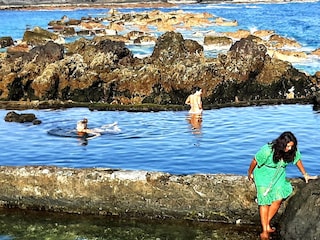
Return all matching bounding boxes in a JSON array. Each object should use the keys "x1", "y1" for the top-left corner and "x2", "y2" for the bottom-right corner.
[
  {"x1": 0, "y1": 103, "x2": 318, "y2": 240},
  {"x1": 1, "y1": 104, "x2": 319, "y2": 177}
]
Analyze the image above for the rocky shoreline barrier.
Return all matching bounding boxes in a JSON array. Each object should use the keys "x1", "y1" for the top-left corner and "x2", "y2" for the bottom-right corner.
[
  {"x1": 1, "y1": 165, "x2": 315, "y2": 240},
  {"x1": 0, "y1": 97, "x2": 313, "y2": 112},
  {"x1": 0, "y1": 165, "x2": 303, "y2": 224}
]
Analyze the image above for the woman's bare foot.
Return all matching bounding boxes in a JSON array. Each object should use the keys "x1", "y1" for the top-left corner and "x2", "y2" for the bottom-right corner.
[
  {"x1": 260, "y1": 231, "x2": 269, "y2": 240},
  {"x1": 267, "y1": 226, "x2": 276, "y2": 233}
]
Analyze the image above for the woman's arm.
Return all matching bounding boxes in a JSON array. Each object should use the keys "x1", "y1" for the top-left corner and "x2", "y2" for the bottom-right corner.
[
  {"x1": 248, "y1": 158, "x2": 257, "y2": 182},
  {"x1": 185, "y1": 95, "x2": 191, "y2": 105},
  {"x1": 296, "y1": 160, "x2": 318, "y2": 183},
  {"x1": 197, "y1": 96, "x2": 202, "y2": 110}
]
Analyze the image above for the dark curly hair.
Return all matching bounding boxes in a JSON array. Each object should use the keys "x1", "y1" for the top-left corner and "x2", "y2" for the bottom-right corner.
[{"x1": 271, "y1": 131, "x2": 297, "y2": 163}]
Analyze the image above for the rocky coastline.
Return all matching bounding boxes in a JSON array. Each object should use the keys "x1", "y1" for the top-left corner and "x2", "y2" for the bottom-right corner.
[
  {"x1": 1, "y1": 3, "x2": 320, "y2": 108},
  {"x1": 0, "y1": 0, "x2": 316, "y2": 11}
]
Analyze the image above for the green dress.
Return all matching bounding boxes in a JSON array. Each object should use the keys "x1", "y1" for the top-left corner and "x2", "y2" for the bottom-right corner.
[{"x1": 253, "y1": 143, "x2": 301, "y2": 205}]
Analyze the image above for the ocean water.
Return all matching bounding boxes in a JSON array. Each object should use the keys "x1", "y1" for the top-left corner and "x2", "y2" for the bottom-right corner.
[
  {"x1": 1, "y1": 104, "x2": 320, "y2": 178},
  {"x1": 0, "y1": 1, "x2": 320, "y2": 74}
]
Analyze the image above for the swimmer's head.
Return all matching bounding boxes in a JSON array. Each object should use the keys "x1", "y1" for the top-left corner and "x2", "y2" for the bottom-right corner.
[
  {"x1": 196, "y1": 89, "x2": 202, "y2": 95},
  {"x1": 192, "y1": 87, "x2": 202, "y2": 95},
  {"x1": 82, "y1": 118, "x2": 88, "y2": 123}
]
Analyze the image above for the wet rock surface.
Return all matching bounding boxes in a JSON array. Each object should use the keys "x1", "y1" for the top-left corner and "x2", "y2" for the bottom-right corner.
[
  {"x1": 0, "y1": 165, "x2": 302, "y2": 227},
  {"x1": 4, "y1": 110, "x2": 41, "y2": 124},
  {"x1": 279, "y1": 178, "x2": 320, "y2": 240}
]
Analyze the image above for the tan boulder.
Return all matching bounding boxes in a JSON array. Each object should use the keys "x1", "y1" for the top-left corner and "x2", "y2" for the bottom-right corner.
[
  {"x1": 133, "y1": 36, "x2": 157, "y2": 44},
  {"x1": 156, "y1": 22, "x2": 176, "y2": 32},
  {"x1": 137, "y1": 24, "x2": 151, "y2": 33},
  {"x1": 311, "y1": 48, "x2": 320, "y2": 56},
  {"x1": 204, "y1": 35, "x2": 233, "y2": 47},
  {"x1": 225, "y1": 29, "x2": 250, "y2": 39},
  {"x1": 269, "y1": 34, "x2": 301, "y2": 49},
  {"x1": 215, "y1": 17, "x2": 238, "y2": 26},
  {"x1": 124, "y1": 31, "x2": 148, "y2": 40},
  {"x1": 80, "y1": 21, "x2": 106, "y2": 30},
  {"x1": 253, "y1": 29, "x2": 275, "y2": 39},
  {"x1": 268, "y1": 49, "x2": 307, "y2": 62},
  {"x1": 108, "y1": 21, "x2": 124, "y2": 32},
  {"x1": 7, "y1": 42, "x2": 30, "y2": 53}
]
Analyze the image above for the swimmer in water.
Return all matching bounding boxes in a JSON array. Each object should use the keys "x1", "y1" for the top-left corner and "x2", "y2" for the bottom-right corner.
[
  {"x1": 76, "y1": 118, "x2": 101, "y2": 138},
  {"x1": 185, "y1": 87, "x2": 203, "y2": 115}
]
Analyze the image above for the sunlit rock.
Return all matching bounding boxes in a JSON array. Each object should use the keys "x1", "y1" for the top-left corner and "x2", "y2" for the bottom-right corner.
[
  {"x1": 224, "y1": 29, "x2": 250, "y2": 39},
  {"x1": 6, "y1": 42, "x2": 30, "y2": 54},
  {"x1": 268, "y1": 34, "x2": 302, "y2": 49},
  {"x1": 133, "y1": 36, "x2": 157, "y2": 44},
  {"x1": 268, "y1": 49, "x2": 307, "y2": 62},
  {"x1": 214, "y1": 17, "x2": 238, "y2": 26},
  {"x1": 204, "y1": 35, "x2": 233, "y2": 47},
  {"x1": 311, "y1": 48, "x2": 320, "y2": 56},
  {"x1": 252, "y1": 29, "x2": 275, "y2": 39},
  {"x1": 22, "y1": 26, "x2": 62, "y2": 46}
]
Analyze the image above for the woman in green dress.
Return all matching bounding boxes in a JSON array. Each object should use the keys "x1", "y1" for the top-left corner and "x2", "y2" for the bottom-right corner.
[{"x1": 247, "y1": 131, "x2": 315, "y2": 240}]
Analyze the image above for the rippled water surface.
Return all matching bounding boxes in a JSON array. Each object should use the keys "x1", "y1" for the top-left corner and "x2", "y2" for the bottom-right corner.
[{"x1": 1, "y1": 104, "x2": 320, "y2": 178}]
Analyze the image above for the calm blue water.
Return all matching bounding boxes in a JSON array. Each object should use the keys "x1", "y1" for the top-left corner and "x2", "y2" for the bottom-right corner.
[
  {"x1": 1, "y1": 104, "x2": 320, "y2": 178},
  {"x1": 0, "y1": 1, "x2": 320, "y2": 74}
]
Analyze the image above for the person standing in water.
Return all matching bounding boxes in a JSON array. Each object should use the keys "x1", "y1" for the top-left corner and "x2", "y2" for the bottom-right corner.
[
  {"x1": 247, "y1": 131, "x2": 317, "y2": 240},
  {"x1": 185, "y1": 87, "x2": 203, "y2": 115}
]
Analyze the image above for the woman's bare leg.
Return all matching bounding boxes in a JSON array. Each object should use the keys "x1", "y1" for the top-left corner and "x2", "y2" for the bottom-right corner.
[
  {"x1": 259, "y1": 205, "x2": 270, "y2": 239},
  {"x1": 267, "y1": 199, "x2": 282, "y2": 232}
]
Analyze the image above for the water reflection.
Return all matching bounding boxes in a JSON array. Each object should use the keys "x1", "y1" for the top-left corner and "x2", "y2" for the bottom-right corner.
[
  {"x1": 186, "y1": 113, "x2": 203, "y2": 135},
  {"x1": 0, "y1": 208, "x2": 264, "y2": 240}
]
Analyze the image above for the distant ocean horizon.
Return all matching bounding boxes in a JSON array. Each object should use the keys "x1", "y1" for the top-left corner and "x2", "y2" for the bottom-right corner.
[{"x1": 0, "y1": 1, "x2": 320, "y2": 75}]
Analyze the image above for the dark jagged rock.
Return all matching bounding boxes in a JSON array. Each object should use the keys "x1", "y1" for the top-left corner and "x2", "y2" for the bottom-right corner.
[
  {"x1": 0, "y1": 36, "x2": 14, "y2": 48},
  {"x1": 7, "y1": 40, "x2": 64, "y2": 63},
  {"x1": 209, "y1": 36, "x2": 316, "y2": 103},
  {"x1": 279, "y1": 178, "x2": 320, "y2": 240},
  {"x1": 4, "y1": 110, "x2": 40, "y2": 124},
  {"x1": 0, "y1": 31, "x2": 318, "y2": 106},
  {"x1": 151, "y1": 31, "x2": 204, "y2": 64}
]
